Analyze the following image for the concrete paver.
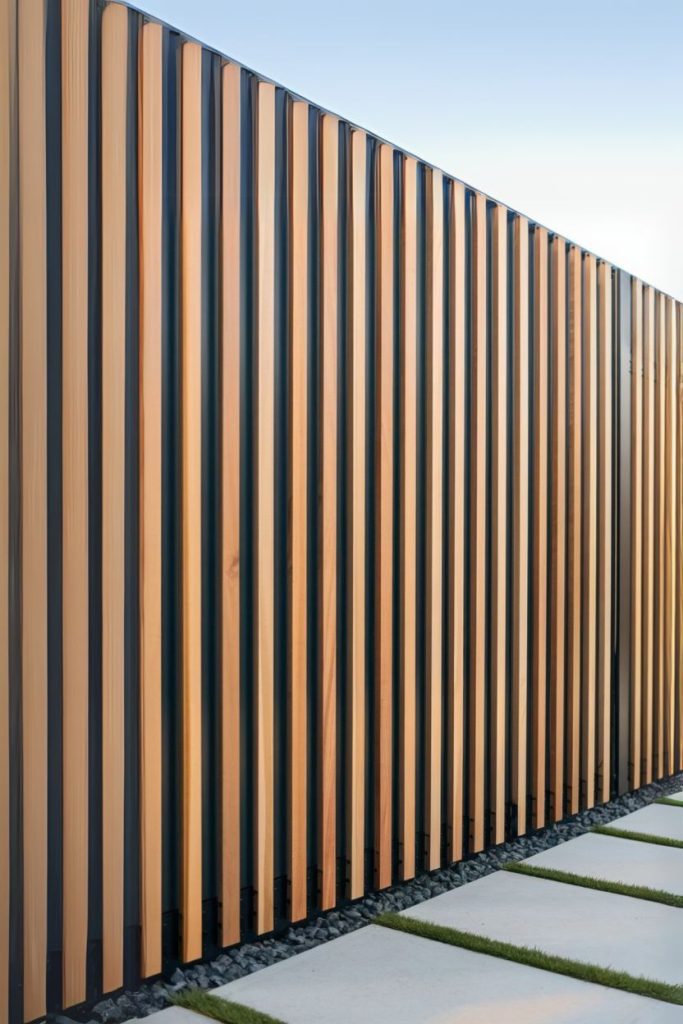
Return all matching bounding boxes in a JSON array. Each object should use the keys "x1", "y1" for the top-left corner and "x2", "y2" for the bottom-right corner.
[{"x1": 607, "y1": 803, "x2": 683, "y2": 841}]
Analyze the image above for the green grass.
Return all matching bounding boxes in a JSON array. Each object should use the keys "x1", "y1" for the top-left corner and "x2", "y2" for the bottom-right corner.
[
  {"x1": 503, "y1": 859, "x2": 683, "y2": 908},
  {"x1": 374, "y1": 911, "x2": 683, "y2": 1005},
  {"x1": 172, "y1": 989, "x2": 286, "y2": 1024},
  {"x1": 592, "y1": 825, "x2": 683, "y2": 850},
  {"x1": 655, "y1": 797, "x2": 683, "y2": 808}
]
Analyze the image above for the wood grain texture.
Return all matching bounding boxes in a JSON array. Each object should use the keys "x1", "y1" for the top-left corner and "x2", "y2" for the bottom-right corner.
[
  {"x1": 448, "y1": 181, "x2": 465, "y2": 860},
  {"x1": 256, "y1": 79, "x2": 276, "y2": 935},
  {"x1": 319, "y1": 114, "x2": 338, "y2": 909},
  {"x1": 399, "y1": 156, "x2": 418, "y2": 879},
  {"x1": 664, "y1": 298, "x2": 676, "y2": 775},
  {"x1": 180, "y1": 41, "x2": 203, "y2": 962},
  {"x1": 596, "y1": 262, "x2": 612, "y2": 804},
  {"x1": 375, "y1": 143, "x2": 393, "y2": 890},
  {"x1": 20, "y1": 0, "x2": 49, "y2": 1016},
  {"x1": 348, "y1": 128, "x2": 366, "y2": 899},
  {"x1": 0, "y1": 0, "x2": 12, "y2": 1013},
  {"x1": 677, "y1": 305, "x2": 683, "y2": 771},
  {"x1": 549, "y1": 236, "x2": 566, "y2": 820},
  {"x1": 581, "y1": 254, "x2": 597, "y2": 809},
  {"x1": 221, "y1": 60, "x2": 241, "y2": 947},
  {"x1": 490, "y1": 204, "x2": 507, "y2": 845},
  {"x1": 653, "y1": 294, "x2": 666, "y2": 778},
  {"x1": 289, "y1": 99, "x2": 308, "y2": 921},
  {"x1": 138, "y1": 20, "x2": 164, "y2": 977},
  {"x1": 61, "y1": 0, "x2": 90, "y2": 1004},
  {"x1": 101, "y1": 3, "x2": 128, "y2": 991},
  {"x1": 531, "y1": 226, "x2": 549, "y2": 829},
  {"x1": 512, "y1": 215, "x2": 529, "y2": 836},
  {"x1": 425, "y1": 168, "x2": 443, "y2": 870},
  {"x1": 642, "y1": 286, "x2": 655, "y2": 784},
  {"x1": 630, "y1": 279, "x2": 643, "y2": 790},
  {"x1": 469, "y1": 192, "x2": 487, "y2": 852},
  {"x1": 566, "y1": 246, "x2": 582, "y2": 814}
]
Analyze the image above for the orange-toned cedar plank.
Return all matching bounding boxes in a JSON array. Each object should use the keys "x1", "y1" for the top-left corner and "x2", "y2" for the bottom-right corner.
[
  {"x1": 664, "y1": 298, "x2": 676, "y2": 775},
  {"x1": 512, "y1": 215, "x2": 529, "y2": 835},
  {"x1": 0, "y1": 0, "x2": 12, "y2": 1013},
  {"x1": 425, "y1": 168, "x2": 443, "y2": 870},
  {"x1": 469, "y1": 193, "x2": 486, "y2": 851},
  {"x1": 221, "y1": 60, "x2": 241, "y2": 947},
  {"x1": 677, "y1": 305, "x2": 683, "y2": 771},
  {"x1": 630, "y1": 280, "x2": 643, "y2": 790},
  {"x1": 256, "y1": 80, "x2": 276, "y2": 935},
  {"x1": 319, "y1": 114, "x2": 338, "y2": 908},
  {"x1": 566, "y1": 247, "x2": 582, "y2": 814},
  {"x1": 490, "y1": 204, "x2": 507, "y2": 844},
  {"x1": 289, "y1": 99, "x2": 308, "y2": 921},
  {"x1": 375, "y1": 143, "x2": 393, "y2": 889},
  {"x1": 581, "y1": 254, "x2": 597, "y2": 808},
  {"x1": 348, "y1": 129, "x2": 366, "y2": 899},
  {"x1": 653, "y1": 294, "x2": 666, "y2": 778},
  {"x1": 549, "y1": 237, "x2": 566, "y2": 820},
  {"x1": 62, "y1": 0, "x2": 90, "y2": 1005},
  {"x1": 400, "y1": 156, "x2": 418, "y2": 879},
  {"x1": 531, "y1": 226, "x2": 549, "y2": 828},
  {"x1": 101, "y1": 3, "x2": 128, "y2": 992},
  {"x1": 596, "y1": 263, "x2": 612, "y2": 803},
  {"x1": 180, "y1": 41, "x2": 203, "y2": 961},
  {"x1": 448, "y1": 181, "x2": 465, "y2": 859},
  {"x1": 642, "y1": 286, "x2": 655, "y2": 783},
  {"x1": 19, "y1": 0, "x2": 48, "y2": 1017},
  {"x1": 139, "y1": 20, "x2": 164, "y2": 976}
]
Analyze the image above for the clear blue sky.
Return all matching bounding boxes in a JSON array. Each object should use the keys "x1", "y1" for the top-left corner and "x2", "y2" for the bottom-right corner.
[{"x1": 139, "y1": 0, "x2": 683, "y2": 299}]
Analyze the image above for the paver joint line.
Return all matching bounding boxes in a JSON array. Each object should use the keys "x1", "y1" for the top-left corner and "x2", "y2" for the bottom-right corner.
[
  {"x1": 655, "y1": 797, "x2": 683, "y2": 808},
  {"x1": 504, "y1": 860, "x2": 683, "y2": 908},
  {"x1": 374, "y1": 911, "x2": 683, "y2": 1006},
  {"x1": 592, "y1": 825, "x2": 683, "y2": 850},
  {"x1": 172, "y1": 990, "x2": 287, "y2": 1024}
]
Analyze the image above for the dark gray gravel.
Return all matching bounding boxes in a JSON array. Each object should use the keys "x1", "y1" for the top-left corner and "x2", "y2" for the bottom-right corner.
[{"x1": 55, "y1": 772, "x2": 683, "y2": 1023}]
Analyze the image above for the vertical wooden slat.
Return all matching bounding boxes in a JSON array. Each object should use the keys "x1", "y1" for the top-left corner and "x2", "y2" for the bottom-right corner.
[
  {"x1": 255, "y1": 79, "x2": 275, "y2": 935},
  {"x1": 630, "y1": 279, "x2": 643, "y2": 790},
  {"x1": 549, "y1": 236, "x2": 566, "y2": 820},
  {"x1": 448, "y1": 181, "x2": 465, "y2": 860},
  {"x1": 101, "y1": 2, "x2": 128, "y2": 992},
  {"x1": 138, "y1": 20, "x2": 163, "y2": 977},
  {"x1": 348, "y1": 128, "x2": 366, "y2": 899},
  {"x1": 180, "y1": 41, "x2": 203, "y2": 962},
  {"x1": 289, "y1": 99, "x2": 308, "y2": 921},
  {"x1": 399, "y1": 156, "x2": 417, "y2": 879},
  {"x1": 642, "y1": 285, "x2": 655, "y2": 784},
  {"x1": 0, "y1": 0, "x2": 12, "y2": 1012},
  {"x1": 566, "y1": 246, "x2": 582, "y2": 814},
  {"x1": 512, "y1": 215, "x2": 529, "y2": 835},
  {"x1": 531, "y1": 226, "x2": 549, "y2": 829},
  {"x1": 677, "y1": 304, "x2": 683, "y2": 771},
  {"x1": 19, "y1": 0, "x2": 49, "y2": 1017},
  {"x1": 469, "y1": 192, "x2": 487, "y2": 852},
  {"x1": 664, "y1": 297, "x2": 676, "y2": 776},
  {"x1": 319, "y1": 113, "x2": 338, "y2": 909},
  {"x1": 654, "y1": 293, "x2": 666, "y2": 778},
  {"x1": 62, "y1": 0, "x2": 90, "y2": 1004},
  {"x1": 581, "y1": 253, "x2": 597, "y2": 808},
  {"x1": 221, "y1": 60, "x2": 241, "y2": 948},
  {"x1": 425, "y1": 168, "x2": 443, "y2": 870},
  {"x1": 375, "y1": 143, "x2": 393, "y2": 889},
  {"x1": 490, "y1": 204, "x2": 507, "y2": 845},
  {"x1": 597, "y1": 263, "x2": 612, "y2": 803}
]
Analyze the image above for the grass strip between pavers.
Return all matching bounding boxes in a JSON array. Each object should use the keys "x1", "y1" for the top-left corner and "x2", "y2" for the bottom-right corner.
[
  {"x1": 172, "y1": 988, "x2": 286, "y2": 1024},
  {"x1": 374, "y1": 911, "x2": 683, "y2": 1006},
  {"x1": 503, "y1": 859, "x2": 683, "y2": 908},
  {"x1": 655, "y1": 797, "x2": 683, "y2": 808},
  {"x1": 592, "y1": 825, "x2": 683, "y2": 849}
]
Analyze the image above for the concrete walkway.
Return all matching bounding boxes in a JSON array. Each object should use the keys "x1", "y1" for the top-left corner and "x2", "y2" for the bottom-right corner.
[{"x1": 145, "y1": 790, "x2": 683, "y2": 1023}]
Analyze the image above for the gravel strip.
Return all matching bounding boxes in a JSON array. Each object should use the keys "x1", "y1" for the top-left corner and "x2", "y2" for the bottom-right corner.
[{"x1": 59, "y1": 772, "x2": 683, "y2": 1023}]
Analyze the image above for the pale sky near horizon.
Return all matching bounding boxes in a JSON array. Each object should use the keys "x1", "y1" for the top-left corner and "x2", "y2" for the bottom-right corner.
[{"x1": 138, "y1": 0, "x2": 683, "y2": 299}]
